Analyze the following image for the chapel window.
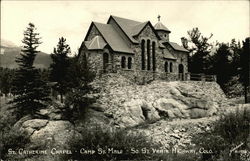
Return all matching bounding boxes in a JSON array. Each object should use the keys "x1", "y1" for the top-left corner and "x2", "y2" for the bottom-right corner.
[
  {"x1": 170, "y1": 62, "x2": 173, "y2": 72},
  {"x1": 121, "y1": 56, "x2": 126, "y2": 69},
  {"x1": 152, "y1": 41, "x2": 156, "y2": 71},
  {"x1": 128, "y1": 57, "x2": 132, "y2": 69},
  {"x1": 147, "y1": 39, "x2": 151, "y2": 70},
  {"x1": 165, "y1": 62, "x2": 168, "y2": 72},
  {"x1": 141, "y1": 40, "x2": 145, "y2": 70}
]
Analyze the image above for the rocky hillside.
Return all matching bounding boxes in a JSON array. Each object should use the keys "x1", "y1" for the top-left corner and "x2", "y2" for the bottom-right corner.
[
  {"x1": 86, "y1": 74, "x2": 228, "y2": 128},
  {"x1": 3, "y1": 74, "x2": 248, "y2": 160}
]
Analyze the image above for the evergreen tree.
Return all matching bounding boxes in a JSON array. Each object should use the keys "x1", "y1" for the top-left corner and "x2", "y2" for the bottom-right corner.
[
  {"x1": 240, "y1": 37, "x2": 250, "y2": 102},
  {"x1": 10, "y1": 23, "x2": 50, "y2": 119},
  {"x1": 49, "y1": 37, "x2": 70, "y2": 103},
  {"x1": 64, "y1": 51, "x2": 96, "y2": 121},
  {"x1": 229, "y1": 39, "x2": 242, "y2": 75},
  {"x1": 183, "y1": 27, "x2": 213, "y2": 74},
  {"x1": 213, "y1": 43, "x2": 233, "y2": 91},
  {"x1": 0, "y1": 68, "x2": 13, "y2": 97}
]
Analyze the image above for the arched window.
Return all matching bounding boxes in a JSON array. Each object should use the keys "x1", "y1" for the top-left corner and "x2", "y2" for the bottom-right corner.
[
  {"x1": 165, "y1": 62, "x2": 168, "y2": 72},
  {"x1": 121, "y1": 56, "x2": 126, "y2": 69},
  {"x1": 141, "y1": 40, "x2": 145, "y2": 70},
  {"x1": 152, "y1": 41, "x2": 156, "y2": 71},
  {"x1": 103, "y1": 53, "x2": 109, "y2": 71},
  {"x1": 128, "y1": 57, "x2": 132, "y2": 69},
  {"x1": 147, "y1": 39, "x2": 151, "y2": 70},
  {"x1": 170, "y1": 62, "x2": 173, "y2": 72}
]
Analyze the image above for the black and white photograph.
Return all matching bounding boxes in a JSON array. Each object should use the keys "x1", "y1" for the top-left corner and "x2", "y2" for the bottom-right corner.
[{"x1": 0, "y1": 0, "x2": 250, "y2": 160}]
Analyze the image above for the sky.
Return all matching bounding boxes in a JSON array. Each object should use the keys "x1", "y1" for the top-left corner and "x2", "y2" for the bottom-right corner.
[{"x1": 1, "y1": 0, "x2": 249, "y2": 54}]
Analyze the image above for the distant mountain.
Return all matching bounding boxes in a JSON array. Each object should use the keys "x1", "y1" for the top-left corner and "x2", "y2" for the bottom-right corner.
[
  {"x1": 0, "y1": 39, "x2": 52, "y2": 69},
  {"x1": 0, "y1": 39, "x2": 18, "y2": 48}
]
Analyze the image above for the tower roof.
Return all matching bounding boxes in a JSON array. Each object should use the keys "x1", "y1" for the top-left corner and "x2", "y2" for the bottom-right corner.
[
  {"x1": 154, "y1": 21, "x2": 171, "y2": 32},
  {"x1": 154, "y1": 15, "x2": 171, "y2": 33}
]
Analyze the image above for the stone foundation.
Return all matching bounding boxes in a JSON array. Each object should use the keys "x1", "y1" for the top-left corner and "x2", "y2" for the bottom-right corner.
[{"x1": 116, "y1": 69, "x2": 188, "y2": 84}]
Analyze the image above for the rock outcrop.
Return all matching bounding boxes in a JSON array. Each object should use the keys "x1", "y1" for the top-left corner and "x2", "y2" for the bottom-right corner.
[
  {"x1": 87, "y1": 74, "x2": 227, "y2": 128},
  {"x1": 15, "y1": 119, "x2": 81, "y2": 161}
]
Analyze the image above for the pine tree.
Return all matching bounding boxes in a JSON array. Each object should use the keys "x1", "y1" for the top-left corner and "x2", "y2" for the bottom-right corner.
[
  {"x1": 64, "y1": 51, "x2": 96, "y2": 121},
  {"x1": 10, "y1": 23, "x2": 50, "y2": 119},
  {"x1": 184, "y1": 27, "x2": 213, "y2": 74},
  {"x1": 240, "y1": 37, "x2": 250, "y2": 103},
  {"x1": 49, "y1": 37, "x2": 70, "y2": 103},
  {"x1": 213, "y1": 43, "x2": 233, "y2": 91},
  {"x1": 0, "y1": 68, "x2": 13, "y2": 97}
]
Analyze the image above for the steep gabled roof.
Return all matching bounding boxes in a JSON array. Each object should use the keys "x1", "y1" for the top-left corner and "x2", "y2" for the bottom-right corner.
[
  {"x1": 83, "y1": 15, "x2": 188, "y2": 54},
  {"x1": 130, "y1": 21, "x2": 148, "y2": 36},
  {"x1": 163, "y1": 49, "x2": 177, "y2": 60},
  {"x1": 168, "y1": 42, "x2": 189, "y2": 52},
  {"x1": 84, "y1": 35, "x2": 107, "y2": 50},
  {"x1": 84, "y1": 22, "x2": 133, "y2": 54},
  {"x1": 108, "y1": 15, "x2": 160, "y2": 44}
]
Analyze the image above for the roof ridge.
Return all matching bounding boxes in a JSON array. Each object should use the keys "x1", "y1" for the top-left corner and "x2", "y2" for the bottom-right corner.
[
  {"x1": 93, "y1": 21, "x2": 109, "y2": 25},
  {"x1": 111, "y1": 15, "x2": 142, "y2": 24},
  {"x1": 132, "y1": 21, "x2": 148, "y2": 27}
]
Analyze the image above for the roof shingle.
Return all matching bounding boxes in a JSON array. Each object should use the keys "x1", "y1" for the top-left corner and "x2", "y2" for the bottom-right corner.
[
  {"x1": 93, "y1": 22, "x2": 133, "y2": 53},
  {"x1": 168, "y1": 42, "x2": 189, "y2": 52},
  {"x1": 110, "y1": 16, "x2": 148, "y2": 43},
  {"x1": 163, "y1": 49, "x2": 177, "y2": 60}
]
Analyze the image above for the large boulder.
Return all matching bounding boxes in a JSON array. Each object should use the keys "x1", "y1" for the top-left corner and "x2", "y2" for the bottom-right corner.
[
  {"x1": 153, "y1": 98, "x2": 189, "y2": 119},
  {"x1": 29, "y1": 120, "x2": 76, "y2": 145},
  {"x1": 115, "y1": 99, "x2": 145, "y2": 127},
  {"x1": 141, "y1": 102, "x2": 161, "y2": 121},
  {"x1": 38, "y1": 103, "x2": 64, "y2": 120},
  {"x1": 87, "y1": 75, "x2": 227, "y2": 128},
  {"x1": 19, "y1": 119, "x2": 81, "y2": 160},
  {"x1": 187, "y1": 100, "x2": 218, "y2": 118}
]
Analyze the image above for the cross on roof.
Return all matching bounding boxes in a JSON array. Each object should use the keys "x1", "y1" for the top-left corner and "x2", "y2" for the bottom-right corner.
[{"x1": 157, "y1": 15, "x2": 161, "y2": 22}]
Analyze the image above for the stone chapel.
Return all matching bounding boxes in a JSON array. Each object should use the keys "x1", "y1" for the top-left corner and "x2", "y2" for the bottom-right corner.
[{"x1": 79, "y1": 15, "x2": 189, "y2": 83}]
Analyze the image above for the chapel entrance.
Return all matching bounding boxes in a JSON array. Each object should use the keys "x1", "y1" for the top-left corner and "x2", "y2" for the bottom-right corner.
[{"x1": 178, "y1": 64, "x2": 184, "y2": 80}]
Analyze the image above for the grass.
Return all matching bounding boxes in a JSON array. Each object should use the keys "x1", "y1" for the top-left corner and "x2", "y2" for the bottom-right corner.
[
  {"x1": 192, "y1": 106, "x2": 250, "y2": 161},
  {"x1": 0, "y1": 98, "x2": 30, "y2": 160}
]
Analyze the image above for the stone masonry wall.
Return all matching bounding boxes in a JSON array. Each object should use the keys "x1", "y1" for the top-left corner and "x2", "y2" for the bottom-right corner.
[
  {"x1": 135, "y1": 24, "x2": 161, "y2": 72},
  {"x1": 81, "y1": 22, "x2": 189, "y2": 84},
  {"x1": 166, "y1": 45, "x2": 188, "y2": 74}
]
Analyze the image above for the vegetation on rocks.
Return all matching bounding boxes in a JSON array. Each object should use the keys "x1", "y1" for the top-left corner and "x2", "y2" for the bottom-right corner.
[
  {"x1": 192, "y1": 106, "x2": 250, "y2": 161},
  {"x1": 0, "y1": 106, "x2": 30, "y2": 160},
  {"x1": 49, "y1": 37, "x2": 71, "y2": 103}
]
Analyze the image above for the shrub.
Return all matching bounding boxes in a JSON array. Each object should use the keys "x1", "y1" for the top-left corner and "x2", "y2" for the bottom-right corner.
[
  {"x1": 0, "y1": 111, "x2": 30, "y2": 160},
  {"x1": 214, "y1": 107, "x2": 250, "y2": 144},
  {"x1": 192, "y1": 107, "x2": 250, "y2": 161},
  {"x1": 192, "y1": 132, "x2": 228, "y2": 160},
  {"x1": 66, "y1": 124, "x2": 204, "y2": 161},
  {"x1": 67, "y1": 125, "x2": 161, "y2": 161},
  {"x1": 0, "y1": 127, "x2": 30, "y2": 160},
  {"x1": 63, "y1": 88, "x2": 97, "y2": 122}
]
